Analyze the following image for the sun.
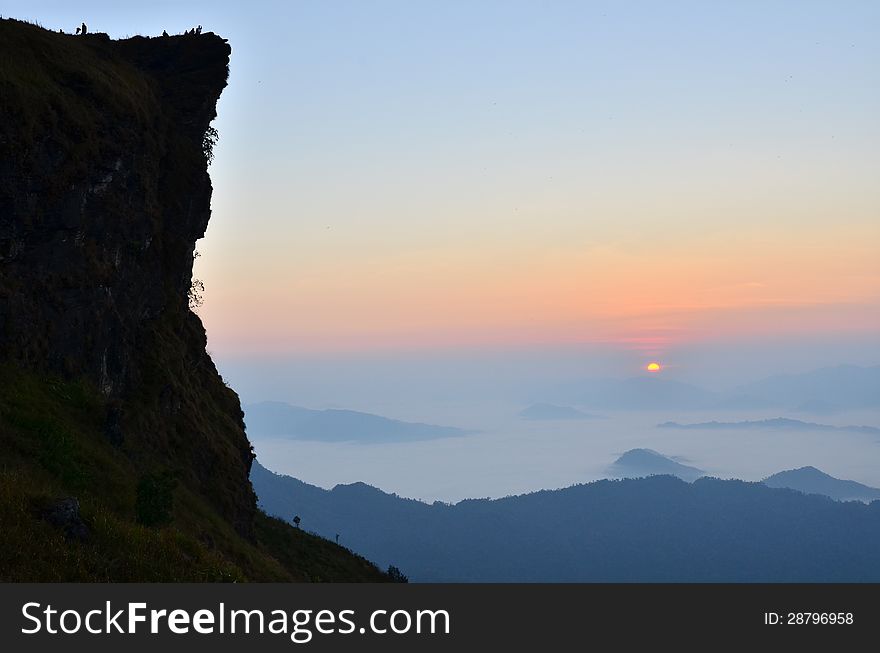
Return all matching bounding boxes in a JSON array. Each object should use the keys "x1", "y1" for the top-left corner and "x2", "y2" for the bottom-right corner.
[{"x1": 646, "y1": 362, "x2": 661, "y2": 372}]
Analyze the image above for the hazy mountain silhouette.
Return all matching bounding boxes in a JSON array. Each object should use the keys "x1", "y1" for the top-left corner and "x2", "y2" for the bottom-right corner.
[
  {"x1": 252, "y1": 461, "x2": 880, "y2": 582},
  {"x1": 607, "y1": 449, "x2": 705, "y2": 482},
  {"x1": 518, "y1": 403, "x2": 601, "y2": 420},
  {"x1": 577, "y1": 377, "x2": 718, "y2": 410},
  {"x1": 658, "y1": 418, "x2": 880, "y2": 435},
  {"x1": 545, "y1": 376, "x2": 718, "y2": 411},
  {"x1": 542, "y1": 364, "x2": 880, "y2": 413},
  {"x1": 734, "y1": 364, "x2": 880, "y2": 412},
  {"x1": 763, "y1": 467, "x2": 880, "y2": 503},
  {"x1": 244, "y1": 401, "x2": 469, "y2": 443}
]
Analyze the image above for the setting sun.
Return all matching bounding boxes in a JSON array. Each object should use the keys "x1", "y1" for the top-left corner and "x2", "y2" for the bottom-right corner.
[{"x1": 646, "y1": 362, "x2": 661, "y2": 372}]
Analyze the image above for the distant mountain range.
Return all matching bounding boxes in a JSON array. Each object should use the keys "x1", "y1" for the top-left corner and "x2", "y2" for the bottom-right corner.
[
  {"x1": 763, "y1": 467, "x2": 880, "y2": 503},
  {"x1": 574, "y1": 377, "x2": 718, "y2": 410},
  {"x1": 518, "y1": 403, "x2": 601, "y2": 420},
  {"x1": 244, "y1": 401, "x2": 469, "y2": 443},
  {"x1": 543, "y1": 364, "x2": 880, "y2": 413},
  {"x1": 606, "y1": 449, "x2": 880, "y2": 502},
  {"x1": 252, "y1": 461, "x2": 880, "y2": 582},
  {"x1": 658, "y1": 418, "x2": 880, "y2": 435},
  {"x1": 607, "y1": 449, "x2": 705, "y2": 482},
  {"x1": 734, "y1": 364, "x2": 880, "y2": 413}
]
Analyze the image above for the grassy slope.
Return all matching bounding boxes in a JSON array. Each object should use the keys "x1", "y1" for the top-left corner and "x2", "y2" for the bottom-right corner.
[{"x1": 0, "y1": 365, "x2": 388, "y2": 581}]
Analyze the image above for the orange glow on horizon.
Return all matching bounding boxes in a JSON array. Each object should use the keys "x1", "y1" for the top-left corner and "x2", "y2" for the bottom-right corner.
[
  {"x1": 196, "y1": 221, "x2": 880, "y2": 355},
  {"x1": 646, "y1": 362, "x2": 662, "y2": 372}
]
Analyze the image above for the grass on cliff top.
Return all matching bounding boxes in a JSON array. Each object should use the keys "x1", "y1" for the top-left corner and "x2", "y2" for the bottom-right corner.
[
  {"x1": 0, "y1": 366, "x2": 389, "y2": 582},
  {"x1": 0, "y1": 18, "x2": 155, "y2": 121},
  {"x1": 0, "y1": 18, "x2": 157, "y2": 170}
]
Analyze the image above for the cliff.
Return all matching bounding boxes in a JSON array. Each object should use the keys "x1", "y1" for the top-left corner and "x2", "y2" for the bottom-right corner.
[{"x1": 0, "y1": 19, "x2": 388, "y2": 581}]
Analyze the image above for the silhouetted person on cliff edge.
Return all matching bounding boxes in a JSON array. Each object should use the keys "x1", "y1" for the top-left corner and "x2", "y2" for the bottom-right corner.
[
  {"x1": 196, "y1": 25, "x2": 202, "y2": 34},
  {"x1": 162, "y1": 29, "x2": 168, "y2": 37},
  {"x1": 75, "y1": 26, "x2": 80, "y2": 35},
  {"x1": 81, "y1": 22, "x2": 87, "y2": 35}
]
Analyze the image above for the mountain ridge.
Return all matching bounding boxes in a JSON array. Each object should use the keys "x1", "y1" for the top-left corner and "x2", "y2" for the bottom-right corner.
[
  {"x1": 244, "y1": 400, "x2": 469, "y2": 443},
  {"x1": 734, "y1": 364, "x2": 880, "y2": 412},
  {"x1": 658, "y1": 418, "x2": 880, "y2": 435},
  {"x1": 607, "y1": 448, "x2": 705, "y2": 482},
  {"x1": 253, "y1": 461, "x2": 880, "y2": 582},
  {"x1": 763, "y1": 467, "x2": 880, "y2": 503}
]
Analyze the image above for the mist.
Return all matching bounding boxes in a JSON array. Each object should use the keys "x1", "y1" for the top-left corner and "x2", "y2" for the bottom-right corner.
[
  {"x1": 213, "y1": 335, "x2": 880, "y2": 503},
  {"x1": 216, "y1": 334, "x2": 880, "y2": 408}
]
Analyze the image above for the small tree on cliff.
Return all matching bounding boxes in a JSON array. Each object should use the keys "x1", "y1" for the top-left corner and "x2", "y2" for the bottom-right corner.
[
  {"x1": 188, "y1": 250, "x2": 205, "y2": 311},
  {"x1": 188, "y1": 278, "x2": 205, "y2": 311},
  {"x1": 202, "y1": 125, "x2": 219, "y2": 166}
]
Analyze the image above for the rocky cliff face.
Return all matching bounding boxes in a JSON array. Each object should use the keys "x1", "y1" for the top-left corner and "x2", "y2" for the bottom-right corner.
[{"x1": 0, "y1": 20, "x2": 255, "y2": 537}]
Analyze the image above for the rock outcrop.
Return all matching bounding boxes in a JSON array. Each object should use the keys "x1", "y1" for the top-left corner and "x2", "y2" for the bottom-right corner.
[{"x1": 0, "y1": 19, "x2": 254, "y2": 537}]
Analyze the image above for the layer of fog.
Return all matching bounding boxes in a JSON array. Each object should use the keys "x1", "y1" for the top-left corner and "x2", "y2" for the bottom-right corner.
[
  {"x1": 250, "y1": 405, "x2": 879, "y2": 504},
  {"x1": 216, "y1": 339, "x2": 880, "y2": 503}
]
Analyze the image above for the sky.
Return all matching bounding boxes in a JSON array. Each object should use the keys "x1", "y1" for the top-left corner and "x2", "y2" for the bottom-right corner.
[{"x1": 10, "y1": 1, "x2": 880, "y2": 381}]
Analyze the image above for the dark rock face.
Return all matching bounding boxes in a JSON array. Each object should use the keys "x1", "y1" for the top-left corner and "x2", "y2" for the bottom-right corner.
[
  {"x1": 0, "y1": 25, "x2": 227, "y2": 394},
  {"x1": 42, "y1": 497, "x2": 89, "y2": 542},
  {"x1": 0, "y1": 20, "x2": 256, "y2": 538},
  {"x1": 104, "y1": 405, "x2": 124, "y2": 446}
]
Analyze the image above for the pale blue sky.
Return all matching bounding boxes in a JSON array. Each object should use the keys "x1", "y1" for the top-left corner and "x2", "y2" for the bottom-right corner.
[{"x1": 8, "y1": 2, "x2": 879, "y2": 368}]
